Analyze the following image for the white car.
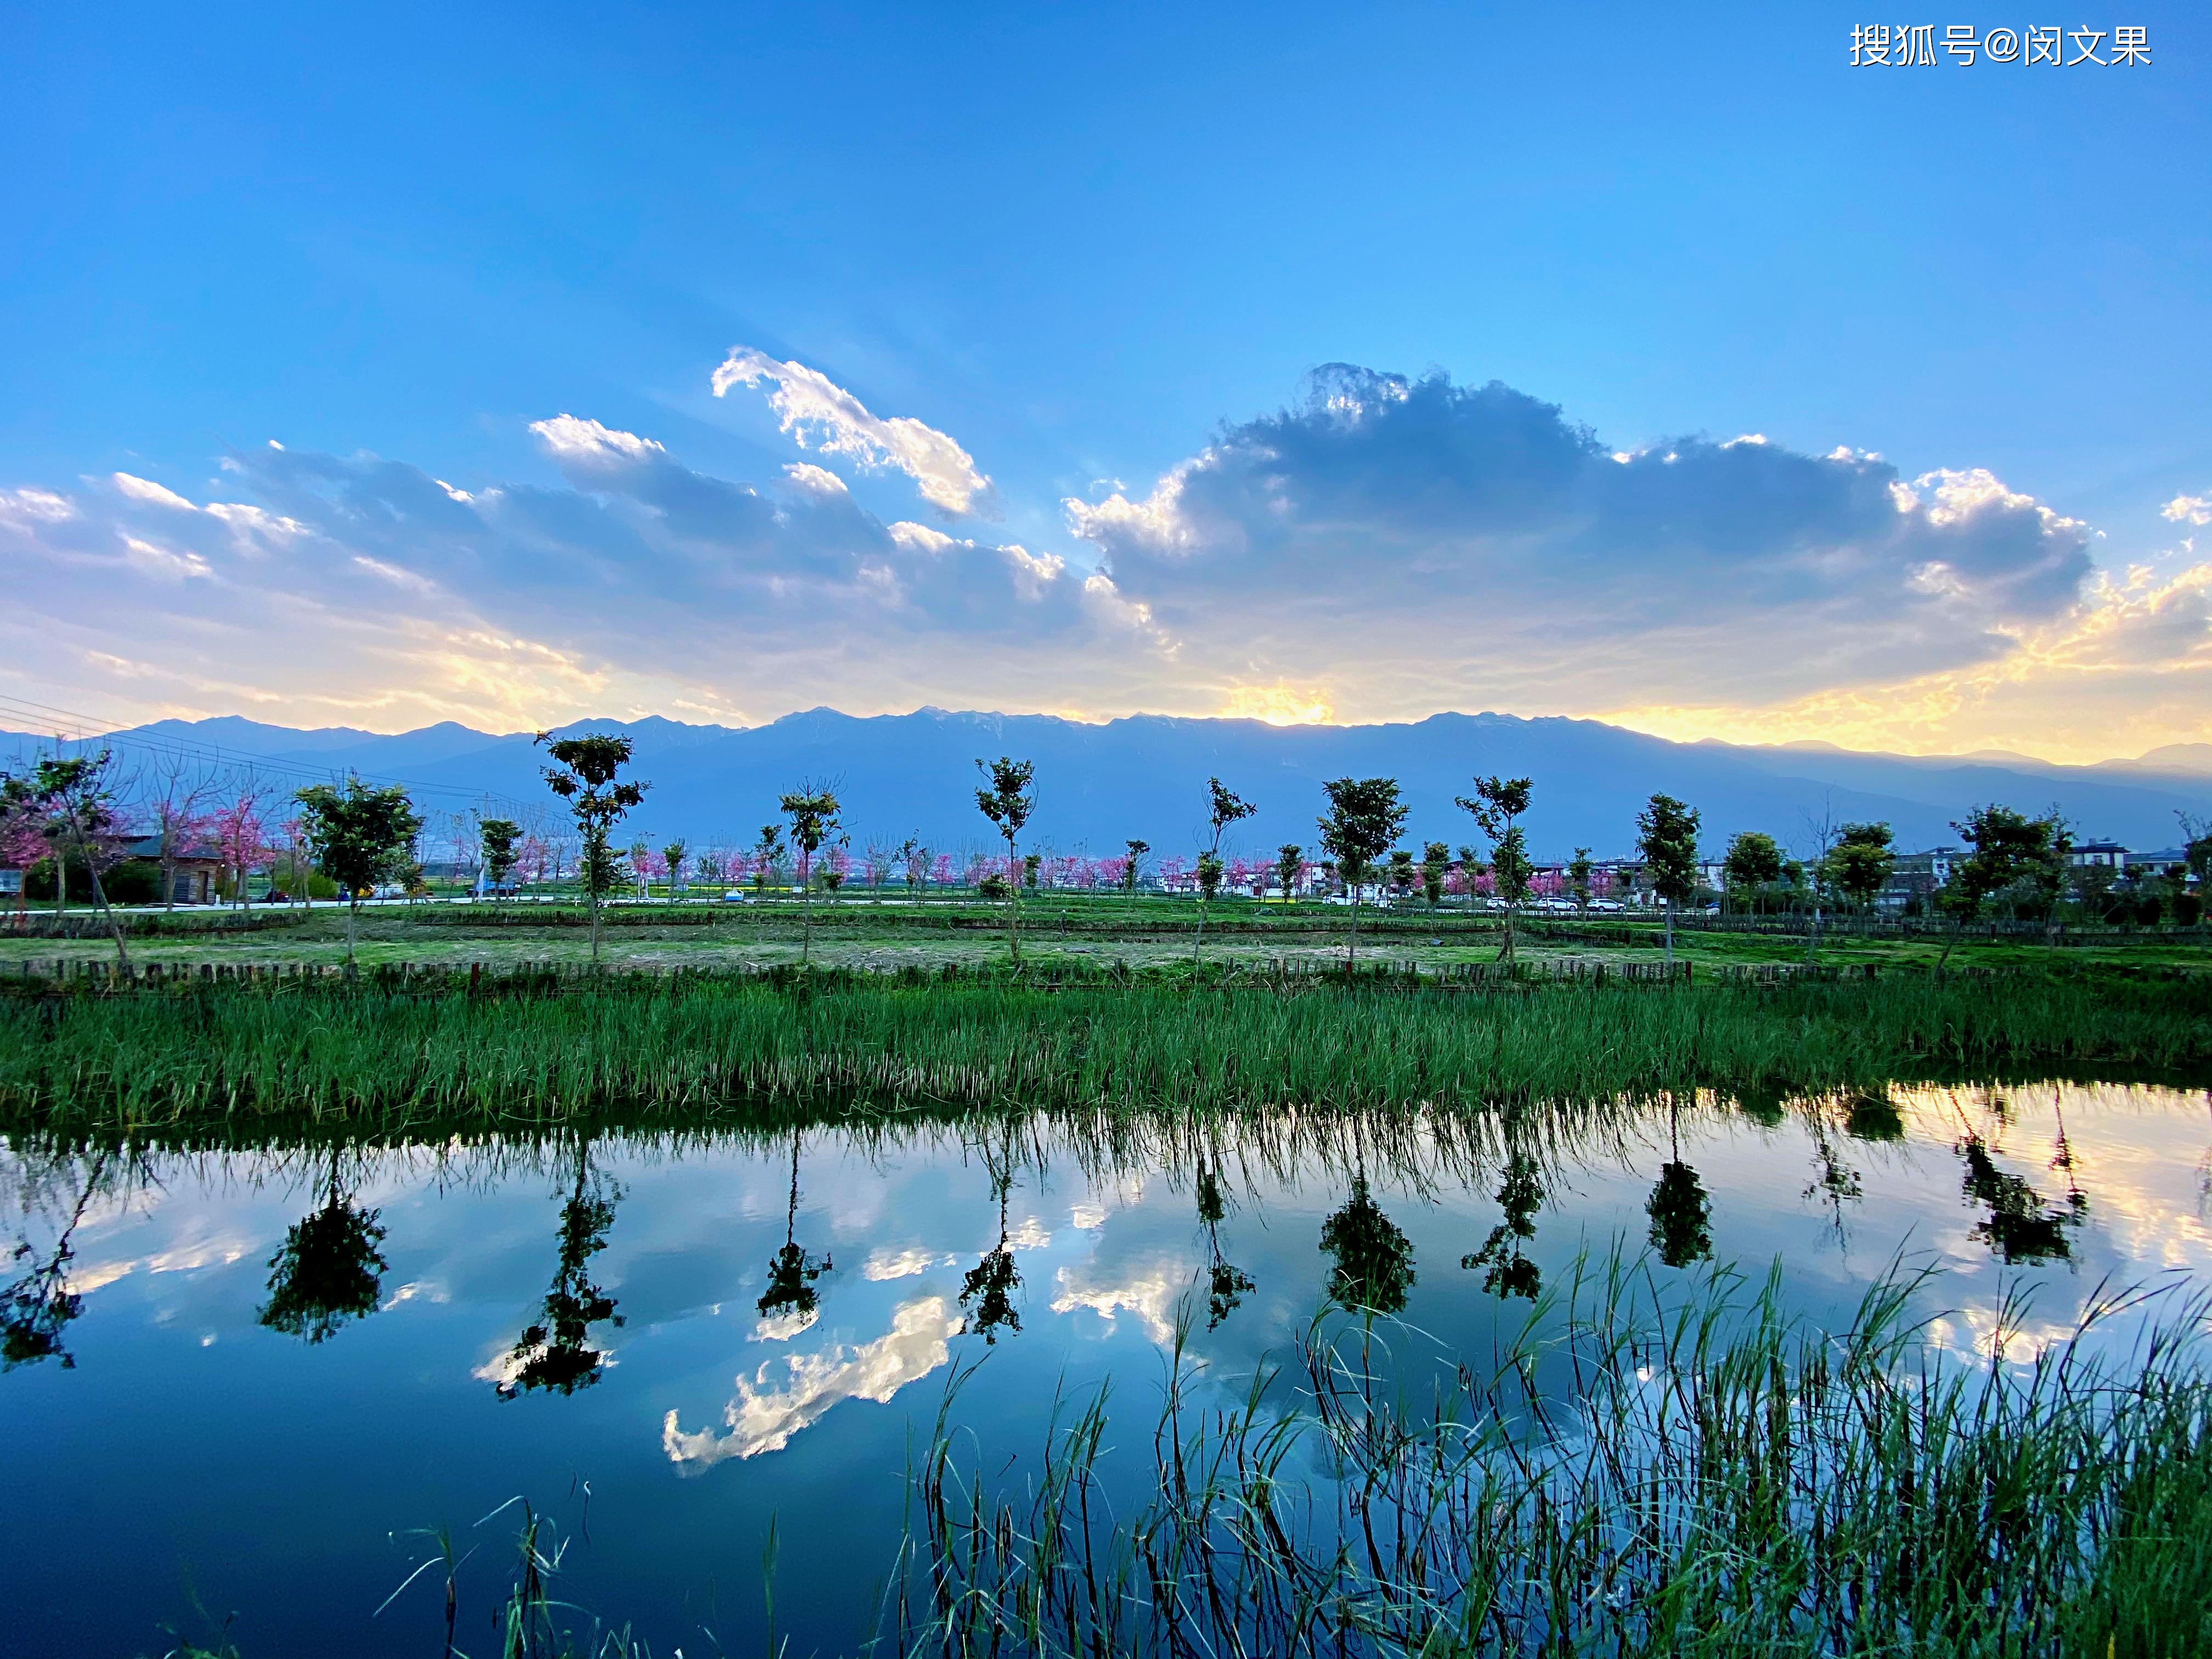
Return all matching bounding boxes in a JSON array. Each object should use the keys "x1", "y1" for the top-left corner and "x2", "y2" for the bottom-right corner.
[{"x1": 720, "y1": 889, "x2": 751, "y2": 903}]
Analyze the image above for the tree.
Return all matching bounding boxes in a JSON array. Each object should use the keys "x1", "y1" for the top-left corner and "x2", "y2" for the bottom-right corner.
[
  {"x1": 1822, "y1": 821, "x2": 1895, "y2": 912},
  {"x1": 1461, "y1": 1146, "x2": 1543, "y2": 1301},
  {"x1": 1721, "y1": 831, "x2": 1785, "y2": 914},
  {"x1": 974, "y1": 757, "x2": 1036, "y2": 964},
  {"x1": 1317, "y1": 777, "x2": 1406, "y2": 969},
  {"x1": 1193, "y1": 776, "x2": 1257, "y2": 964},
  {"x1": 211, "y1": 788, "x2": 270, "y2": 912},
  {"x1": 479, "y1": 816, "x2": 522, "y2": 893},
  {"x1": 1121, "y1": 838, "x2": 1149, "y2": 899},
  {"x1": 1274, "y1": 842, "x2": 1303, "y2": 904},
  {"x1": 960, "y1": 1132, "x2": 1024, "y2": 1344},
  {"x1": 778, "y1": 787, "x2": 843, "y2": 967},
  {"x1": 1568, "y1": 847, "x2": 1594, "y2": 915},
  {"x1": 295, "y1": 776, "x2": 424, "y2": 967},
  {"x1": 753, "y1": 823, "x2": 785, "y2": 899},
  {"x1": 1420, "y1": 842, "x2": 1449, "y2": 909},
  {"x1": 901, "y1": 838, "x2": 929, "y2": 895},
  {"x1": 1938, "y1": 804, "x2": 2068, "y2": 966},
  {"x1": 1458, "y1": 776, "x2": 1534, "y2": 963},
  {"x1": 141, "y1": 751, "x2": 217, "y2": 912},
  {"x1": 26, "y1": 753, "x2": 134, "y2": 967},
  {"x1": 1635, "y1": 793, "x2": 1701, "y2": 966},
  {"x1": 661, "y1": 837, "x2": 689, "y2": 902},
  {"x1": 535, "y1": 733, "x2": 648, "y2": 963}
]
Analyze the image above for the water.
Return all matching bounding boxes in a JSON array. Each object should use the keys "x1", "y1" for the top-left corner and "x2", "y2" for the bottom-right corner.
[{"x1": 4, "y1": 1080, "x2": 2210, "y2": 1657}]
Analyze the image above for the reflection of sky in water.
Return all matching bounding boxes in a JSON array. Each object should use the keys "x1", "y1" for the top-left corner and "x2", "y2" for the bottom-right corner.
[{"x1": 3, "y1": 1081, "x2": 2209, "y2": 1656}]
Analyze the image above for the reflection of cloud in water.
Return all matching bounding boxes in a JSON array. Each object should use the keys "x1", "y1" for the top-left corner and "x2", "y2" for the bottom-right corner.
[
  {"x1": 1051, "y1": 1264, "x2": 1183, "y2": 1345},
  {"x1": 863, "y1": 1246, "x2": 955, "y2": 1280},
  {"x1": 1070, "y1": 1204, "x2": 1107, "y2": 1230},
  {"x1": 752, "y1": 1306, "x2": 819, "y2": 1342},
  {"x1": 1005, "y1": 1216, "x2": 1052, "y2": 1251},
  {"x1": 377, "y1": 1279, "x2": 447, "y2": 1312},
  {"x1": 662, "y1": 1295, "x2": 960, "y2": 1468},
  {"x1": 69, "y1": 1232, "x2": 261, "y2": 1295}
]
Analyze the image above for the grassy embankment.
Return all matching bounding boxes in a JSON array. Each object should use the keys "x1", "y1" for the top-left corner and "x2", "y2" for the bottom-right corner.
[
  {"x1": 4, "y1": 893, "x2": 2209, "y2": 975},
  {"x1": 5, "y1": 968, "x2": 2206, "y2": 1143}
]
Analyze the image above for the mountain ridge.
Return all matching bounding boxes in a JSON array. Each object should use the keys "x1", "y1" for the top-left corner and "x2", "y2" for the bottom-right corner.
[{"x1": 7, "y1": 708, "x2": 2208, "y2": 863}]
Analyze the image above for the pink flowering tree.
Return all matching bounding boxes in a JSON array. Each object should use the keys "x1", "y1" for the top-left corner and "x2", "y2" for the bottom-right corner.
[{"x1": 211, "y1": 792, "x2": 271, "y2": 910}]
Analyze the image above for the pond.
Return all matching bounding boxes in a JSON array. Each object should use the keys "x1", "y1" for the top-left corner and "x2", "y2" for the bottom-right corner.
[{"x1": 5, "y1": 1080, "x2": 2210, "y2": 1656}]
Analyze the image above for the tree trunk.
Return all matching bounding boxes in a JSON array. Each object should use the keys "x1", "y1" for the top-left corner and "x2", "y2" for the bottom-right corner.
[
  {"x1": 162, "y1": 844, "x2": 177, "y2": 912},
  {"x1": 345, "y1": 898, "x2": 359, "y2": 973},
  {"x1": 1936, "y1": 915, "x2": 1961, "y2": 970},
  {"x1": 1663, "y1": 898, "x2": 1675, "y2": 966},
  {"x1": 802, "y1": 859, "x2": 813, "y2": 966},
  {"x1": 67, "y1": 812, "x2": 129, "y2": 969},
  {"x1": 1006, "y1": 839, "x2": 1022, "y2": 966},
  {"x1": 1347, "y1": 888, "x2": 1360, "y2": 970}
]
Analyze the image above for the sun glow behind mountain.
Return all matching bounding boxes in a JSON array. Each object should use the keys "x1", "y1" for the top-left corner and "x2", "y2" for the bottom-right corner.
[{"x1": 1220, "y1": 684, "x2": 1334, "y2": 726}]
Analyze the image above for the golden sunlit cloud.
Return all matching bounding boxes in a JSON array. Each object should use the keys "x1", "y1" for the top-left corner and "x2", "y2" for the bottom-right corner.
[
  {"x1": 1220, "y1": 682, "x2": 1334, "y2": 726},
  {"x1": 1604, "y1": 561, "x2": 2212, "y2": 764}
]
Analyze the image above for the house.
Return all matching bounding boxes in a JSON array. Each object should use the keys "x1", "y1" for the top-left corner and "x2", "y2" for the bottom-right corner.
[
  {"x1": 1878, "y1": 847, "x2": 1956, "y2": 914},
  {"x1": 2126, "y1": 847, "x2": 2194, "y2": 879},
  {"x1": 2068, "y1": 840, "x2": 2128, "y2": 871},
  {"x1": 120, "y1": 833, "x2": 226, "y2": 906}
]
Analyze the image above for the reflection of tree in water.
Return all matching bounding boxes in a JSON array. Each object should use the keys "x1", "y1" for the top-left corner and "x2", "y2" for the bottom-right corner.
[
  {"x1": 757, "y1": 1131, "x2": 831, "y2": 1328},
  {"x1": 499, "y1": 1139, "x2": 624, "y2": 1398},
  {"x1": 259, "y1": 1149, "x2": 389, "y2": 1344},
  {"x1": 1957, "y1": 1133, "x2": 2081, "y2": 1265},
  {"x1": 1461, "y1": 1148, "x2": 1543, "y2": 1301},
  {"x1": 1321, "y1": 1174, "x2": 1415, "y2": 1316},
  {"x1": 1803, "y1": 1107, "x2": 1865, "y2": 1245},
  {"x1": 1646, "y1": 1099, "x2": 1712, "y2": 1269},
  {"x1": 959, "y1": 1133, "x2": 1022, "y2": 1344},
  {"x1": 1196, "y1": 1164, "x2": 1254, "y2": 1329},
  {"x1": 2, "y1": 1153, "x2": 108, "y2": 1370}
]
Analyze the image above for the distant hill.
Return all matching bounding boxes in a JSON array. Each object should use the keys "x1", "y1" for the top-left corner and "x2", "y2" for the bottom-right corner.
[{"x1": 8, "y1": 708, "x2": 2208, "y2": 864}]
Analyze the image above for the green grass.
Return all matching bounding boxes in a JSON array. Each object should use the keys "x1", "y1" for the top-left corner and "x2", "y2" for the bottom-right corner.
[
  {"x1": 892, "y1": 1255, "x2": 2212, "y2": 1658},
  {"x1": 6, "y1": 969, "x2": 2207, "y2": 1143}
]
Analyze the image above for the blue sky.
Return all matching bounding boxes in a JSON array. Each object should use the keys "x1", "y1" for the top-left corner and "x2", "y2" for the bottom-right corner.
[{"x1": 4, "y1": 3, "x2": 2208, "y2": 759}]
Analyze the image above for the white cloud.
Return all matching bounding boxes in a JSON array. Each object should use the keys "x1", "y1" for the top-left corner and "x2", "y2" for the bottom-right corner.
[
  {"x1": 2164, "y1": 492, "x2": 2212, "y2": 527},
  {"x1": 862, "y1": 1245, "x2": 953, "y2": 1280},
  {"x1": 661, "y1": 1295, "x2": 960, "y2": 1467},
  {"x1": 782, "y1": 461, "x2": 849, "y2": 498},
  {"x1": 889, "y1": 520, "x2": 958, "y2": 553},
  {"x1": 112, "y1": 472, "x2": 200, "y2": 511},
  {"x1": 712, "y1": 347, "x2": 992, "y2": 516},
  {"x1": 528, "y1": 413, "x2": 667, "y2": 466},
  {"x1": 1050, "y1": 1263, "x2": 1182, "y2": 1344}
]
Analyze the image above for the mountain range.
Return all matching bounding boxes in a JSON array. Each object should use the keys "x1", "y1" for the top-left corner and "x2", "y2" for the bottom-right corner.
[{"x1": 7, "y1": 709, "x2": 2210, "y2": 865}]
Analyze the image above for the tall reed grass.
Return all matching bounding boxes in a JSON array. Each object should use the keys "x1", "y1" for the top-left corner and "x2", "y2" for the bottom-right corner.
[
  {"x1": 890, "y1": 1256, "x2": 2212, "y2": 1658},
  {"x1": 4, "y1": 973, "x2": 2205, "y2": 1141}
]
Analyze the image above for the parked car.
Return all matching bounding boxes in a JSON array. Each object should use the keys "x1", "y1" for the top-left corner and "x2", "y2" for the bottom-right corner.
[
  {"x1": 1590, "y1": 899, "x2": 1625, "y2": 912},
  {"x1": 720, "y1": 889, "x2": 751, "y2": 904}
]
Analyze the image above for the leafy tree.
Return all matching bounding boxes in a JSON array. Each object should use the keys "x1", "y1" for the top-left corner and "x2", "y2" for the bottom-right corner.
[
  {"x1": 1121, "y1": 838, "x2": 1150, "y2": 899},
  {"x1": 753, "y1": 823, "x2": 785, "y2": 898},
  {"x1": 661, "y1": 837, "x2": 689, "y2": 902},
  {"x1": 974, "y1": 757, "x2": 1036, "y2": 964},
  {"x1": 1938, "y1": 804, "x2": 2066, "y2": 967},
  {"x1": 1022, "y1": 851, "x2": 1041, "y2": 889},
  {"x1": 295, "y1": 775, "x2": 424, "y2": 967},
  {"x1": 779, "y1": 787, "x2": 843, "y2": 966},
  {"x1": 1274, "y1": 842, "x2": 1304, "y2": 905},
  {"x1": 479, "y1": 816, "x2": 522, "y2": 891},
  {"x1": 1635, "y1": 793, "x2": 1702, "y2": 965},
  {"x1": 26, "y1": 753, "x2": 134, "y2": 966},
  {"x1": 1317, "y1": 777, "x2": 1407, "y2": 968},
  {"x1": 2180, "y1": 813, "x2": 2211, "y2": 888},
  {"x1": 534, "y1": 733, "x2": 648, "y2": 963},
  {"x1": 1956, "y1": 1135, "x2": 2081, "y2": 1263},
  {"x1": 1721, "y1": 831, "x2": 1785, "y2": 914},
  {"x1": 1421, "y1": 841, "x2": 1449, "y2": 908},
  {"x1": 898, "y1": 837, "x2": 927, "y2": 895},
  {"x1": 1387, "y1": 848, "x2": 1416, "y2": 901},
  {"x1": 259, "y1": 1153, "x2": 389, "y2": 1344},
  {"x1": 1568, "y1": 847, "x2": 1594, "y2": 915},
  {"x1": 1193, "y1": 777, "x2": 1257, "y2": 963},
  {"x1": 1458, "y1": 776, "x2": 1534, "y2": 962},
  {"x1": 1822, "y1": 821, "x2": 1895, "y2": 912},
  {"x1": 1, "y1": 1153, "x2": 106, "y2": 1370},
  {"x1": 1319, "y1": 1175, "x2": 1415, "y2": 1316}
]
